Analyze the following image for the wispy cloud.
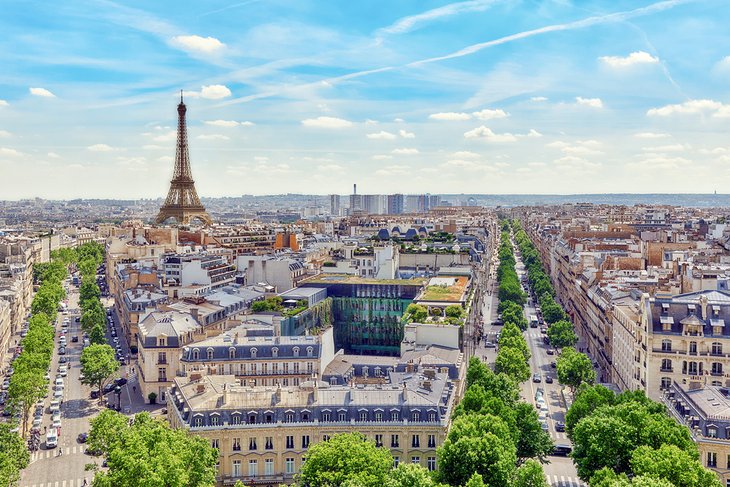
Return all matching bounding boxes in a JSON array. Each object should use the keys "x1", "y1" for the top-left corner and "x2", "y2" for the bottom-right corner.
[
  {"x1": 472, "y1": 108, "x2": 508, "y2": 120},
  {"x1": 204, "y1": 120, "x2": 254, "y2": 127},
  {"x1": 392, "y1": 148, "x2": 419, "y2": 155},
  {"x1": 87, "y1": 144, "x2": 118, "y2": 152},
  {"x1": 170, "y1": 35, "x2": 225, "y2": 54},
  {"x1": 0, "y1": 147, "x2": 24, "y2": 157},
  {"x1": 302, "y1": 117, "x2": 354, "y2": 129},
  {"x1": 367, "y1": 131, "x2": 396, "y2": 140},
  {"x1": 197, "y1": 134, "x2": 230, "y2": 140},
  {"x1": 576, "y1": 97, "x2": 603, "y2": 108},
  {"x1": 377, "y1": 0, "x2": 499, "y2": 35},
  {"x1": 29, "y1": 87, "x2": 55, "y2": 98},
  {"x1": 647, "y1": 99, "x2": 730, "y2": 117},
  {"x1": 399, "y1": 130, "x2": 415, "y2": 139},
  {"x1": 429, "y1": 112, "x2": 471, "y2": 121},
  {"x1": 464, "y1": 126, "x2": 517, "y2": 142},
  {"x1": 634, "y1": 132, "x2": 670, "y2": 139},
  {"x1": 599, "y1": 51, "x2": 659, "y2": 68},
  {"x1": 0, "y1": 100, "x2": 8, "y2": 107}
]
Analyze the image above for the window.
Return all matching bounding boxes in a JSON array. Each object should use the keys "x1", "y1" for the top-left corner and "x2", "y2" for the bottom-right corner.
[
  {"x1": 265, "y1": 413, "x2": 273, "y2": 423},
  {"x1": 232, "y1": 438, "x2": 241, "y2": 451},
  {"x1": 428, "y1": 434, "x2": 436, "y2": 448},
  {"x1": 158, "y1": 367, "x2": 167, "y2": 382},
  {"x1": 689, "y1": 362, "x2": 699, "y2": 375},
  {"x1": 262, "y1": 363, "x2": 268, "y2": 375},
  {"x1": 211, "y1": 438, "x2": 219, "y2": 450},
  {"x1": 193, "y1": 416, "x2": 203, "y2": 427},
  {"x1": 690, "y1": 342, "x2": 697, "y2": 354},
  {"x1": 393, "y1": 457, "x2": 400, "y2": 467},
  {"x1": 362, "y1": 366, "x2": 369, "y2": 377},
  {"x1": 322, "y1": 434, "x2": 330, "y2": 442},
  {"x1": 249, "y1": 414, "x2": 257, "y2": 424},
  {"x1": 249, "y1": 437, "x2": 257, "y2": 451},
  {"x1": 283, "y1": 363, "x2": 289, "y2": 373},
  {"x1": 429, "y1": 411, "x2": 436, "y2": 422},
  {"x1": 359, "y1": 411, "x2": 368, "y2": 422},
  {"x1": 302, "y1": 412, "x2": 310, "y2": 422},
  {"x1": 192, "y1": 348, "x2": 200, "y2": 360},
  {"x1": 412, "y1": 435, "x2": 420, "y2": 448},
  {"x1": 293, "y1": 347, "x2": 300, "y2": 357},
  {"x1": 708, "y1": 452, "x2": 717, "y2": 468},
  {"x1": 412, "y1": 411, "x2": 420, "y2": 422},
  {"x1": 338, "y1": 411, "x2": 347, "y2": 422},
  {"x1": 322, "y1": 411, "x2": 331, "y2": 422},
  {"x1": 302, "y1": 435, "x2": 310, "y2": 448},
  {"x1": 660, "y1": 377, "x2": 672, "y2": 390},
  {"x1": 265, "y1": 458, "x2": 274, "y2": 476},
  {"x1": 307, "y1": 346, "x2": 313, "y2": 357},
  {"x1": 207, "y1": 348, "x2": 213, "y2": 360},
  {"x1": 661, "y1": 359, "x2": 672, "y2": 372},
  {"x1": 232, "y1": 413, "x2": 241, "y2": 425},
  {"x1": 285, "y1": 412, "x2": 294, "y2": 423},
  {"x1": 661, "y1": 339, "x2": 672, "y2": 352},
  {"x1": 248, "y1": 459, "x2": 258, "y2": 477},
  {"x1": 273, "y1": 363, "x2": 279, "y2": 374},
  {"x1": 307, "y1": 362, "x2": 313, "y2": 374},
  {"x1": 232, "y1": 460, "x2": 241, "y2": 478},
  {"x1": 272, "y1": 347, "x2": 279, "y2": 358},
  {"x1": 708, "y1": 426, "x2": 718, "y2": 438},
  {"x1": 286, "y1": 436, "x2": 294, "y2": 449},
  {"x1": 411, "y1": 456, "x2": 420, "y2": 464},
  {"x1": 427, "y1": 457, "x2": 436, "y2": 471},
  {"x1": 250, "y1": 348, "x2": 257, "y2": 358},
  {"x1": 375, "y1": 411, "x2": 383, "y2": 422},
  {"x1": 293, "y1": 363, "x2": 300, "y2": 374},
  {"x1": 713, "y1": 342, "x2": 723, "y2": 355},
  {"x1": 391, "y1": 411, "x2": 399, "y2": 421},
  {"x1": 157, "y1": 352, "x2": 167, "y2": 364},
  {"x1": 158, "y1": 337, "x2": 166, "y2": 347},
  {"x1": 375, "y1": 434, "x2": 383, "y2": 447},
  {"x1": 391, "y1": 434, "x2": 399, "y2": 448},
  {"x1": 229, "y1": 347, "x2": 236, "y2": 359},
  {"x1": 210, "y1": 415, "x2": 220, "y2": 426},
  {"x1": 265, "y1": 436, "x2": 273, "y2": 450},
  {"x1": 285, "y1": 458, "x2": 295, "y2": 474},
  {"x1": 713, "y1": 363, "x2": 724, "y2": 376}
]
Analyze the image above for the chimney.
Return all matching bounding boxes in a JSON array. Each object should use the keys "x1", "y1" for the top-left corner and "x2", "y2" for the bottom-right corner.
[
  {"x1": 196, "y1": 383, "x2": 206, "y2": 394},
  {"x1": 222, "y1": 383, "x2": 228, "y2": 405},
  {"x1": 191, "y1": 308, "x2": 199, "y2": 322},
  {"x1": 353, "y1": 183, "x2": 357, "y2": 195}
]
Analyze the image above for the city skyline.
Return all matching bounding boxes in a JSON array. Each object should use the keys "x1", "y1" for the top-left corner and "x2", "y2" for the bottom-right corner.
[{"x1": 1, "y1": 0, "x2": 730, "y2": 199}]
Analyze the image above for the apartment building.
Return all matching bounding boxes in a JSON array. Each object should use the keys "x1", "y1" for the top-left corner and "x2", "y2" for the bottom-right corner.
[
  {"x1": 236, "y1": 255, "x2": 306, "y2": 292},
  {"x1": 162, "y1": 252, "x2": 236, "y2": 289},
  {"x1": 168, "y1": 368, "x2": 456, "y2": 486}
]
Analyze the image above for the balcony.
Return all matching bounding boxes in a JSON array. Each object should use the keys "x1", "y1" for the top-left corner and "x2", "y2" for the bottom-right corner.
[
  {"x1": 660, "y1": 367, "x2": 673, "y2": 373},
  {"x1": 711, "y1": 371, "x2": 724, "y2": 377}
]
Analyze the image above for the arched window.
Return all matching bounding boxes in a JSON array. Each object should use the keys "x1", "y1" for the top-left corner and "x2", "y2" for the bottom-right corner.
[
  {"x1": 412, "y1": 411, "x2": 420, "y2": 422},
  {"x1": 306, "y1": 347, "x2": 313, "y2": 357},
  {"x1": 712, "y1": 342, "x2": 723, "y2": 356},
  {"x1": 207, "y1": 348, "x2": 214, "y2": 361},
  {"x1": 210, "y1": 414, "x2": 220, "y2": 426},
  {"x1": 661, "y1": 339, "x2": 672, "y2": 352},
  {"x1": 192, "y1": 348, "x2": 200, "y2": 360},
  {"x1": 272, "y1": 347, "x2": 279, "y2": 358},
  {"x1": 232, "y1": 413, "x2": 242, "y2": 425},
  {"x1": 661, "y1": 376, "x2": 672, "y2": 389},
  {"x1": 661, "y1": 359, "x2": 672, "y2": 372},
  {"x1": 293, "y1": 347, "x2": 300, "y2": 357},
  {"x1": 688, "y1": 362, "x2": 698, "y2": 375},
  {"x1": 712, "y1": 362, "x2": 723, "y2": 375},
  {"x1": 250, "y1": 348, "x2": 257, "y2": 359},
  {"x1": 229, "y1": 347, "x2": 236, "y2": 359}
]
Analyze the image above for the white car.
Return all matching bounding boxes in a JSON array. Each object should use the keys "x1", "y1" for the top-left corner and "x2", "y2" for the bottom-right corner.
[
  {"x1": 46, "y1": 428, "x2": 58, "y2": 448},
  {"x1": 55, "y1": 378, "x2": 64, "y2": 387},
  {"x1": 53, "y1": 389, "x2": 63, "y2": 399},
  {"x1": 52, "y1": 418, "x2": 62, "y2": 429}
]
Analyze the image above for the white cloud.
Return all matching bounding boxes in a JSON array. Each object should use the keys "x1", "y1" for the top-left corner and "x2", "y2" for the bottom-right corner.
[
  {"x1": 393, "y1": 118, "x2": 405, "y2": 123},
  {"x1": 302, "y1": 116, "x2": 353, "y2": 129},
  {"x1": 699, "y1": 147, "x2": 730, "y2": 155},
  {"x1": 365, "y1": 119, "x2": 379, "y2": 125},
  {"x1": 641, "y1": 144, "x2": 690, "y2": 152},
  {"x1": 29, "y1": 87, "x2": 55, "y2": 98},
  {"x1": 399, "y1": 129, "x2": 415, "y2": 139},
  {"x1": 0, "y1": 130, "x2": 10, "y2": 138},
  {"x1": 627, "y1": 155, "x2": 691, "y2": 170},
  {"x1": 197, "y1": 134, "x2": 230, "y2": 140},
  {"x1": 153, "y1": 131, "x2": 177, "y2": 142},
  {"x1": 87, "y1": 144, "x2": 117, "y2": 152},
  {"x1": 0, "y1": 147, "x2": 23, "y2": 157},
  {"x1": 317, "y1": 163, "x2": 344, "y2": 173},
  {"x1": 429, "y1": 112, "x2": 471, "y2": 121},
  {"x1": 451, "y1": 151, "x2": 480, "y2": 159},
  {"x1": 378, "y1": 0, "x2": 497, "y2": 35},
  {"x1": 200, "y1": 85, "x2": 232, "y2": 100},
  {"x1": 0, "y1": 100, "x2": 8, "y2": 107},
  {"x1": 372, "y1": 155, "x2": 393, "y2": 160},
  {"x1": 576, "y1": 97, "x2": 603, "y2": 108},
  {"x1": 142, "y1": 144, "x2": 165, "y2": 150},
  {"x1": 170, "y1": 35, "x2": 225, "y2": 54},
  {"x1": 375, "y1": 165, "x2": 410, "y2": 176},
  {"x1": 392, "y1": 148, "x2": 420, "y2": 155},
  {"x1": 634, "y1": 132, "x2": 670, "y2": 139},
  {"x1": 463, "y1": 126, "x2": 517, "y2": 142},
  {"x1": 472, "y1": 108, "x2": 508, "y2": 120},
  {"x1": 599, "y1": 50, "x2": 659, "y2": 68},
  {"x1": 443, "y1": 159, "x2": 495, "y2": 172},
  {"x1": 526, "y1": 129, "x2": 543, "y2": 138},
  {"x1": 157, "y1": 156, "x2": 174, "y2": 163},
  {"x1": 366, "y1": 131, "x2": 397, "y2": 140},
  {"x1": 647, "y1": 99, "x2": 730, "y2": 117},
  {"x1": 530, "y1": 96, "x2": 548, "y2": 102},
  {"x1": 562, "y1": 145, "x2": 603, "y2": 156},
  {"x1": 254, "y1": 156, "x2": 269, "y2": 162},
  {"x1": 47, "y1": 152, "x2": 60, "y2": 158},
  {"x1": 204, "y1": 120, "x2": 251, "y2": 127},
  {"x1": 546, "y1": 141, "x2": 569, "y2": 149}
]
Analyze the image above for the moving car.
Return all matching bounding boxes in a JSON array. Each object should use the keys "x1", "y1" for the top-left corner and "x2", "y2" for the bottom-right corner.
[
  {"x1": 532, "y1": 373, "x2": 542, "y2": 383},
  {"x1": 114, "y1": 377, "x2": 128, "y2": 386},
  {"x1": 545, "y1": 375, "x2": 553, "y2": 384},
  {"x1": 46, "y1": 428, "x2": 58, "y2": 449},
  {"x1": 552, "y1": 444, "x2": 572, "y2": 456},
  {"x1": 77, "y1": 432, "x2": 88, "y2": 443},
  {"x1": 555, "y1": 421, "x2": 566, "y2": 432},
  {"x1": 546, "y1": 348, "x2": 555, "y2": 355}
]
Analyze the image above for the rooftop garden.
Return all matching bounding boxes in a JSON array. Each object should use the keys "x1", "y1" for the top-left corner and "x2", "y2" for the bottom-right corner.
[
  {"x1": 251, "y1": 296, "x2": 309, "y2": 316},
  {"x1": 418, "y1": 276, "x2": 469, "y2": 302},
  {"x1": 402, "y1": 303, "x2": 465, "y2": 326}
]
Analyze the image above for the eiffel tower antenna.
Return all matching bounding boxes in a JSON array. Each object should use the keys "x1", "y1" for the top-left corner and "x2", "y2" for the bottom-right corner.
[{"x1": 155, "y1": 93, "x2": 212, "y2": 226}]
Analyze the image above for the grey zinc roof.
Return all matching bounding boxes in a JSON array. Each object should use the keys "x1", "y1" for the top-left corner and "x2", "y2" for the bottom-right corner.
[{"x1": 138, "y1": 311, "x2": 201, "y2": 347}]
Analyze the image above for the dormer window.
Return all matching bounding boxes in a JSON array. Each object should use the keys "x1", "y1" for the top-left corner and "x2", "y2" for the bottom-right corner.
[
  {"x1": 229, "y1": 347, "x2": 236, "y2": 359},
  {"x1": 272, "y1": 347, "x2": 279, "y2": 358},
  {"x1": 251, "y1": 348, "x2": 257, "y2": 359},
  {"x1": 306, "y1": 347, "x2": 313, "y2": 358},
  {"x1": 293, "y1": 347, "x2": 300, "y2": 357},
  {"x1": 158, "y1": 337, "x2": 166, "y2": 346},
  {"x1": 412, "y1": 411, "x2": 421, "y2": 422},
  {"x1": 207, "y1": 348, "x2": 214, "y2": 361},
  {"x1": 192, "y1": 348, "x2": 200, "y2": 360},
  {"x1": 688, "y1": 303, "x2": 696, "y2": 314}
]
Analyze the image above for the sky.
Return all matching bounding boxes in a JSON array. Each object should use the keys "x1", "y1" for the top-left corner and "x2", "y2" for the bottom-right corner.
[{"x1": 1, "y1": 0, "x2": 730, "y2": 199}]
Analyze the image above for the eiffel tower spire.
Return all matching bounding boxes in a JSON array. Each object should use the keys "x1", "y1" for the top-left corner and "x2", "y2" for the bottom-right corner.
[{"x1": 155, "y1": 93, "x2": 212, "y2": 225}]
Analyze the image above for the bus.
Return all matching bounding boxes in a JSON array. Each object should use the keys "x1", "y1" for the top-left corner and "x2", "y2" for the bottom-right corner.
[{"x1": 529, "y1": 315, "x2": 539, "y2": 328}]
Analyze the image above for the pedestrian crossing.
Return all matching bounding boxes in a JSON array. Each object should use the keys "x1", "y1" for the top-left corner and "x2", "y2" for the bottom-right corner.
[
  {"x1": 552, "y1": 432, "x2": 568, "y2": 440},
  {"x1": 548, "y1": 475, "x2": 587, "y2": 486},
  {"x1": 20, "y1": 479, "x2": 90, "y2": 487},
  {"x1": 30, "y1": 445, "x2": 87, "y2": 462}
]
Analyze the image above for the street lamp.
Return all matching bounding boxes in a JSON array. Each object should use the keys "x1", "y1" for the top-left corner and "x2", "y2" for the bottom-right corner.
[{"x1": 114, "y1": 385, "x2": 122, "y2": 411}]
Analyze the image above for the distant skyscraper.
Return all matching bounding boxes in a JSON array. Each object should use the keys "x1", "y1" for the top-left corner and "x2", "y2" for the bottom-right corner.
[
  {"x1": 429, "y1": 195, "x2": 441, "y2": 210},
  {"x1": 330, "y1": 194, "x2": 341, "y2": 216},
  {"x1": 387, "y1": 194, "x2": 404, "y2": 214},
  {"x1": 156, "y1": 93, "x2": 211, "y2": 226}
]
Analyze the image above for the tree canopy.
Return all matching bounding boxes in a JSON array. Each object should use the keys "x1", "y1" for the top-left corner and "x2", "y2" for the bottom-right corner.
[
  {"x1": 80, "y1": 344, "x2": 119, "y2": 402},
  {"x1": 556, "y1": 347, "x2": 596, "y2": 393}
]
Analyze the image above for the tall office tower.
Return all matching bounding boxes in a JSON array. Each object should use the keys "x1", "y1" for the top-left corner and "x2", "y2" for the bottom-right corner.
[
  {"x1": 330, "y1": 194, "x2": 341, "y2": 216},
  {"x1": 387, "y1": 194, "x2": 404, "y2": 215}
]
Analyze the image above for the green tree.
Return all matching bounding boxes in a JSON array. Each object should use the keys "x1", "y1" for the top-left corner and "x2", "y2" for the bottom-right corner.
[
  {"x1": 444, "y1": 305, "x2": 464, "y2": 319},
  {"x1": 89, "y1": 411, "x2": 217, "y2": 487},
  {"x1": 495, "y1": 346, "x2": 530, "y2": 383},
  {"x1": 80, "y1": 345, "x2": 119, "y2": 403},
  {"x1": 404, "y1": 304, "x2": 428, "y2": 323},
  {"x1": 630, "y1": 444, "x2": 721, "y2": 487},
  {"x1": 0, "y1": 423, "x2": 29, "y2": 486},
  {"x1": 7, "y1": 370, "x2": 47, "y2": 436},
  {"x1": 251, "y1": 300, "x2": 272, "y2": 312},
  {"x1": 81, "y1": 306, "x2": 106, "y2": 334},
  {"x1": 556, "y1": 347, "x2": 596, "y2": 393},
  {"x1": 464, "y1": 473, "x2": 486, "y2": 487},
  {"x1": 511, "y1": 459, "x2": 550, "y2": 487},
  {"x1": 501, "y1": 305, "x2": 527, "y2": 331},
  {"x1": 437, "y1": 413, "x2": 516, "y2": 487},
  {"x1": 89, "y1": 324, "x2": 107, "y2": 345},
  {"x1": 565, "y1": 384, "x2": 615, "y2": 436},
  {"x1": 540, "y1": 299, "x2": 565, "y2": 324},
  {"x1": 385, "y1": 463, "x2": 446, "y2": 487},
  {"x1": 513, "y1": 402, "x2": 553, "y2": 463},
  {"x1": 297, "y1": 433, "x2": 393, "y2": 487},
  {"x1": 546, "y1": 320, "x2": 578, "y2": 349},
  {"x1": 499, "y1": 335, "x2": 531, "y2": 362},
  {"x1": 590, "y1": 468, "x2": 675, "y2": 487}
]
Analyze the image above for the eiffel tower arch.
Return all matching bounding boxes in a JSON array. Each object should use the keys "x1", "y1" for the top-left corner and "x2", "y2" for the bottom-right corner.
[{"x1": 155, "y1": 93, "x2": 212, "y2": 226}]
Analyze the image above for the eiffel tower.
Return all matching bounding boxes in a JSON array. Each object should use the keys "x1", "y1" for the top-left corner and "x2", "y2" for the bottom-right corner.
[{"x1": 155, "y1": 92, "x2": 212, "y2": 226}]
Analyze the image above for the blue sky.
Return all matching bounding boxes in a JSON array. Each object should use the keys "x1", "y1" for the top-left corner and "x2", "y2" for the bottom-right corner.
[{"x1": 1, "y1": 0, "x2": 729, "y2": 199}]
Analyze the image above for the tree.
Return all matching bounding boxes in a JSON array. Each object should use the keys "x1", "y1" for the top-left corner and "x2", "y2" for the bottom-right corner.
[
  {"x1": 513, "y1": 402, "x2": 553, "y2": 463},
  {"x1": 501, "y1": 306, "x2": 527, "y2": 331},
  {"x1": 404, "y1": 304, "x2": 428, "y2": 323},
  {"x1": 7, "y1": 370, "x2": 47, "y2": 436},
  {"x1": 546, "y1": 320, "x2": 577, "y2": 349},
  {"x1": 540, "y1": 299, "x2": 565, "y2": 324},
  {"x1": 511, "y1": 459, "x2": 550, "y2": 487},
  {"x1": 80, "y1": 345, "x2": 119, "y2": 403},
  {"x1": 89, "y1": 324, "x2": 107, "y2": 345},
  {"x1": 251, "y1": 300, "x2": 272, "y2": 312},
  {"x1": 630, "y1": 444, "x2": 721, "y2": 487},
  {"x1": 565, "y1": 384, "x2": 615, "y2": 436},
  {"x1": 0, "y1": 423, "x2": 29, "y2": 486},
  {"x1": 81, "y1": 306, "x2": 106, "y2": 334},
  {"x1": 499, "y1": 335, "x2": 531, "y2": 362},
  {"x1": 385, "y1": 463, "x2": 446, "y2": 487},
  {"x1": 556, "y1": 347, "x2": 596, "y2": 393},
  {"x1": 297, "y1": 433, "x2": 393, "y2": 487},
  {"x1": 495, "y1": 346, "x2": 530, "y2": 383},
  {"x1": 463, "y1": 473, "x2": 486, "y2": 487},
  {"x1": 437, "y1": 413, "x2": 516, "y2": 487},
  {"x1": 590, "y1": 468, "x2": 675, "y2": 487},
  {"x1": 88, "y1": 411, "x2": 217, "y2": 487},
  {"x1": 444, "y1": 305, "x2": 464, "y2": 319}
]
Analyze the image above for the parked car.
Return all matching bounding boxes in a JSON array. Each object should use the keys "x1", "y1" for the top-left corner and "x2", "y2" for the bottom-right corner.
[
  {"x1": 550, "y1": 361, "x2": 556, "y2": 368},
  {"x1": 484, "y1": 341, "x2": 496, "y2": 348},
  {"x1": 90, "y1": 389, "x2": 100, "y2": 399},
  {"x1": 77, "y1": 432, "x2": 88, "y2": 443},
  {"x1": 103, "y1": 383, "x2": 116, "y2": 394},
  {"x1": 532, "y1": 373, "x2": 542, "y2": 383},
  {"x1": 539, "y1": 420, "x2": 549, "y2": 431},
  {"x1": 114, "y1": 377, "x2": 128, "y2": 386},
  {"x1": 46, "y1": 428, "x2": 58, "y2": 449},
  {"x1": 552, "y1": 444, "x2": 572, "y2": 456},
  {"x1": 555, "y1": 421, "x2": 566, "y2": 432},
  {"x1": 71, "y1": 336, "x2": 79, "y2": 343},
  {"x1": 545, "y1": 375, "x2": 553, "y2": 384},
  {"x1": 59, "y1": 356, "x2": 67, "y2": 364},
  {"x1": 58, "y1": 347, "x2": 66, "y2": 355}
]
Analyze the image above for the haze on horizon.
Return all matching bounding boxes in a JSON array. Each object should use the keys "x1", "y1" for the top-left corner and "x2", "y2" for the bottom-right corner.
[{"x1": 1, "y1": 0, "x2": 729, "y2": 200}]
